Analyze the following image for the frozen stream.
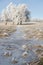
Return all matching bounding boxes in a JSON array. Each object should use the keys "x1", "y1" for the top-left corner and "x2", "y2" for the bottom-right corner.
[{"x1": 0, "y1": 26, "x2": 43, "y2": 65}]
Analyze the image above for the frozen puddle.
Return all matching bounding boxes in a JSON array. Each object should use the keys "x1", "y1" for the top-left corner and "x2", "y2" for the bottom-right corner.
[{"x1": 0, "y1": 26, "x2": 41, "y2": 65}]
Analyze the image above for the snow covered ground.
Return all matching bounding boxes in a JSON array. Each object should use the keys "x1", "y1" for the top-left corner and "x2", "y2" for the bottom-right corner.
[{"x1": 0, "y1": 22, "x2": 43, "y2": 65}]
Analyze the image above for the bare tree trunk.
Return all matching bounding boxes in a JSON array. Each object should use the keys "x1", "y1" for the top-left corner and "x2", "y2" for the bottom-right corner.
[{"x1": 5, "y1": 21, "x2": 7, "y2": 25}]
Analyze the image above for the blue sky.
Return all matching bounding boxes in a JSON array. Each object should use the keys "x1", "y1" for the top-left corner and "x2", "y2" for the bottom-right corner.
[{"x1": 0, "y1": 0, "x2": 43, "y2": 19}]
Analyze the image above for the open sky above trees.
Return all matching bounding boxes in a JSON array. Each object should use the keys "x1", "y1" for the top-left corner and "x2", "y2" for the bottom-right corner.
[{"x1": 0, "y1": 0, "x2": 43, "y2": 19}]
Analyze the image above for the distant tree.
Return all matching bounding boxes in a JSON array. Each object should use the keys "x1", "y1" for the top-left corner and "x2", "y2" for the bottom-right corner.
[
  {"x1": 15, "y1": 4, "x2": 30, "y2": 24},
  {"x1": 2, "y1": 9, "x2": 9, "y2": 21},
  {"x1": 1, "y1": 2, "x2": 30, "y2": 24}
]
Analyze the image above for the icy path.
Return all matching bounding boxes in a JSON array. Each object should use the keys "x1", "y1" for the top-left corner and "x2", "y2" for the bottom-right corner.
[{"x1": 0, "y1": 25, "x2": 43, "y2": 65}]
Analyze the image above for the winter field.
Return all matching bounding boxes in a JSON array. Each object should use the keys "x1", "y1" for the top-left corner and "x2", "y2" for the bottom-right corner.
[
  {"x1": 0, "y1": 2, "x2": 43, "y2": 65},
  {"x1": 0, "y1": 21, "x2": 43, "y2": 65}
]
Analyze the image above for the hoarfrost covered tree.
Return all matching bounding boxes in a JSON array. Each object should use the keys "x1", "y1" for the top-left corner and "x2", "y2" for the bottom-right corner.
[
  {"x1": 16, "y1": 4, "x2": 30, "y2": 24},
  {"x1": 1, "y1": 2, "x2": 30, "y2": 25},
  {"x1": 1, "y1": 8, "x2": 9, "y2": 25},
  {"x1": 6, "y1": 2, "x2": 16, "y2": 22}
]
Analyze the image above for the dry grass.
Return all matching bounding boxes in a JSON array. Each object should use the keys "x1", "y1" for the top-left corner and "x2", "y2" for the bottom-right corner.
[
  {"x1": 0, "y1": 22, "x2": 16, "y2": 37},
  {"x1": 19, "y1": 22, "x2": 43, "y2": 40}
]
